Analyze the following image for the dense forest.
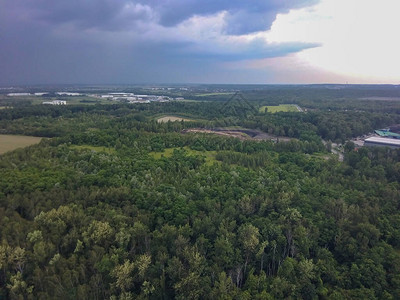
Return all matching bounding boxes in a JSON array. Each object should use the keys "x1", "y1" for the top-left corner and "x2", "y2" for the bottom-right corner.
[{"x1": 1, "y1": 86, "x2": 400, "y2": 299}]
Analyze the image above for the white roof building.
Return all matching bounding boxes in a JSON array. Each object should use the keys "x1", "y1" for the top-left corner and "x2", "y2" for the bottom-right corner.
[
  {"x1": 364, "y1": 137, "x2": 400, "y2": 148},
  {"x1": 56, "y1": 92, "x2": 81, "y2": 96},
  {"x1": 42, "y1": 100, "x2": 67, "y2": 105},
  {"x1": 7, "y1": 93, "x2": 31, "y2": 96}
]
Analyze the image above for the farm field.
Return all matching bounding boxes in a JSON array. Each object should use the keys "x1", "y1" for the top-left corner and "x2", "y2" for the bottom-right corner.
[
  {"x1": 0, "y1": 94, "x2": 112, "y2": 106},
  {"x1": 0, "y1": 134, "x2": 42, "y2": 154},
  {"x1": 259, "y1": 104, "x2": 300, "y2": 113},
  {"x1": 157, "y1": 115, "x2": 193, "y2": 123},
  {"x1": 31, "y1": 96, "x2": 111, "y2": 106}
]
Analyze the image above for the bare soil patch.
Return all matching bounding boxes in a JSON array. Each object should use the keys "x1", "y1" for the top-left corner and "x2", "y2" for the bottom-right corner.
[
  {"x1": 183, "y1": 128, "x2": 292, "y2": 142},
  {"x1": 0, "y1": 134, "x2": 42, "y2": 154}
]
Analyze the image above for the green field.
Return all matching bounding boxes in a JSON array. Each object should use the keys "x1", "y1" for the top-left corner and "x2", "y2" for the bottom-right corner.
[
  {"x1": 197, "y1": 92, "x2": 234, "y2": 97},
  {"x1": 0, "y1": 134, "x2": 42, "y2": 154},
  {"x1": 259, "y1": 104, "x2": 300, "y2": 113},
  {"x1": 174, "y1": 99, "x2": 197, "y2": 102},
  {"x1": 0, "y1": 95, "x2": 112, "y2": 106},
  {"x1": 31, "y1": 96, "x2": 112, "y2": 106},
  {"x1": 149, "y1": 147, "x2": 218, "y2": 166}
]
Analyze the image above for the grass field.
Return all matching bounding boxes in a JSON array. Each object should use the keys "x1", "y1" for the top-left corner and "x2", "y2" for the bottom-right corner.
[
  {"x1": 157, "y1": 116, "x2": 193, "y2": 123},
  {"x1": 259, "y1": 104, "x2": 300, "y2": 113},
  {"x1": 197, "y1": 92, "x2": 234, "y2": 97},
  {"x1": 149, "y1": 147, "x2": 218, "y2": 166},
  {"x1": 70, "y1": 145, "x2": 116, "y2": 154},
  {"x1": 0, "y1": 134, "x2": 42, "y2": 154},
  {"x1": 174, "y1": 99, "x2": 197, "y2": 102}
]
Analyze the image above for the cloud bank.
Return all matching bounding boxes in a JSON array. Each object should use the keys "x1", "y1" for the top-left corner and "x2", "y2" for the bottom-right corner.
[
  {"x1": 0, "y1": 0, "x2": 319, "y2": 84},
  {"x1": 2, "y1": 0, "x2": 398, "y2": 84}
]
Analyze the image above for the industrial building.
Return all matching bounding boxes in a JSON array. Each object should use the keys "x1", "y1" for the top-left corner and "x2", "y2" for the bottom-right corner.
[
  {"x1": 364, "y1": 137, "x2": 400, "y2": 148},
  {"x1": 7, "y1": 93, "x2": 31, "y2": 96},
  {"x1": 56, "y1": 92, "x2": 81, "y2": 96},
  {"x1": 375, "y1": 129, "x2": 400, "y2": 139},
  {"x1": 42, "y1": 100, "x2": 67, "y2": 105}
]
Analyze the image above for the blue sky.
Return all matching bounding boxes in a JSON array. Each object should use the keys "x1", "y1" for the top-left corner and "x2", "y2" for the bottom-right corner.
[{"x1": 0, "y1": 0, "x2": 399, "y2": 85}]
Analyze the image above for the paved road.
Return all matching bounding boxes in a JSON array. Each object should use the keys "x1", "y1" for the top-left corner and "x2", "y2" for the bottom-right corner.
[
  {"x1": 331, "y1": 147, "x2": 344, "y2": 162},
  {"x1": 295, "y1": 105, "x2": 303, "y2": 112}
]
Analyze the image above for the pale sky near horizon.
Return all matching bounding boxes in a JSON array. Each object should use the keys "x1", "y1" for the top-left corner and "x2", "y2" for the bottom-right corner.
[
  {"x1": 265, "y1": 0, "x2": 400, "y2": 84},
  {"x1": 0, "y1": 0, "x2": 399, "y2": 85}
]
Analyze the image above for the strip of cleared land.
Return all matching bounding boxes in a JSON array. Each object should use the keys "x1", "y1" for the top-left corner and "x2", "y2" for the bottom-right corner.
[
  {"x1": 360, "y1": 97, "x2": 400, "y2": 101},
  {"x1": 157, "y1": 116, "x2": 193, "y2": 123},
  {"x1": 0, "y1": 134, "x2": 42, "y2": 154},
  {"x1": 70, "y1": 145, "x2": 116, "y2": 154},
  {"x1": 259, "y1": 104, "x2": 301, "y2": 113}
]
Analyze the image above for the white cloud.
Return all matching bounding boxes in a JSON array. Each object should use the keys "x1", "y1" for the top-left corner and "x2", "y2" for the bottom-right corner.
[
  {"x1": 265, "y1": 0, "x2": 400, "y2": 83},
  {"x1": 172, "y1": 12, "x2": 266, "y2": 55}
]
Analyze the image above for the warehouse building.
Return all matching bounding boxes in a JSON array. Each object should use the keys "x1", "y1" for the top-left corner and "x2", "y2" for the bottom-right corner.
[
  {"x1": 364, "y1": 137, "x2": 400, "y2": 148},
  {"x1": 42, "y1": 100, "x2": 67, "y2": 105}
]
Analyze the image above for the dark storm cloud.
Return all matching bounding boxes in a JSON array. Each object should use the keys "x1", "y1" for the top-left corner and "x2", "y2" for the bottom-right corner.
[
  {"x1": 2, "y1": 0, "x2": 155, "y2": 32},
  {"x1": 146, "y1": 0, "x2": 318, "y2": 34},
  {"x1": 3, "y1": 0, "x2": 317, "y2": 33},
  {"x1": 0, "y1": 0, "x2": 320, "y2": 85},
  {"x1": 205, "y1": 42, "x2": 320, "y2": 61}
]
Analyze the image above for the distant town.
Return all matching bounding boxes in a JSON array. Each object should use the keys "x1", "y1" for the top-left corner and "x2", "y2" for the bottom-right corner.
[
  {"x1": 92, "y1": 92, "x2": 183, "y2": 104},
  {"x1": 6, "y1": 91, "x2": 184, "y2": 105}
]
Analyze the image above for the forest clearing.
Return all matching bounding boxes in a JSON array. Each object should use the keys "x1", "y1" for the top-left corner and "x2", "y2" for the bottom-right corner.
[
  {"x1": 149, "y1": 147, "x2": 218, "y2": 166},
  {"x1": 157, "y1": 115, "x2": 193, "y2": 123},
  {"x1": 259, "y1": 104, "x2": 300, "y2": 113}
]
